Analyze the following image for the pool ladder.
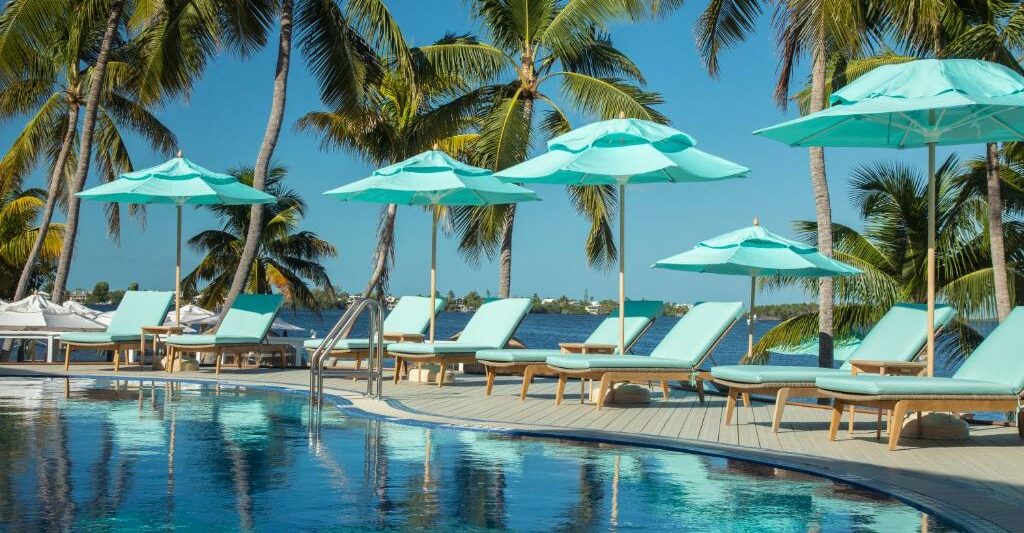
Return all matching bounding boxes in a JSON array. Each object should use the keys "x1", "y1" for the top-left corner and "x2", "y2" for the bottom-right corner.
[{"x1": 309, "y1": 297, "x2": 385, "y2": 409}]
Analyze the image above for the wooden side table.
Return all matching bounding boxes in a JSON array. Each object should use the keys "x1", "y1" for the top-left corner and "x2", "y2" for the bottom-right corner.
[
  {"x1": 847, "y1": 359, "x2": 927, "y2": 438},
  {"x1": 141, "y1": 326, "x2": 184, "y2": 370}
]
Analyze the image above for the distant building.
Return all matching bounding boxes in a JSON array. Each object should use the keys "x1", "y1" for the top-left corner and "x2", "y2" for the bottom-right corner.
[
  {"x1": 585, "y1": 301, "x2": 601, "y2": 315},
  {"x1": 69, "y1": 290, "x2": 88, "y2": 303}
]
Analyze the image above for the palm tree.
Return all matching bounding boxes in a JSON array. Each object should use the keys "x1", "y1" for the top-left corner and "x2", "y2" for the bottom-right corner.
[
  {"x1": 296, "y1": 57, "x2": 481, "y2": 298},
  {"x1": 0, "y1": 188, "x2": 64, "y2": 296},
  {"x1": 694, "y1": 0, "x2": 875, "y2": 368},
  {"x1": 182, "y1": 165, "x2": 336, "y2": 311},
  {"x1": 220, "y1": 0, "x2": 409, "y2": 317},
  {"x1": 0, "y1": 12, "x2": 176, "y2": 301},
  {"x1": 754, "y1": 156, "x2": 1020, "y2": 364},
  {"x1": 417, "y1": 0, "x2": 668, "y2": 297}
]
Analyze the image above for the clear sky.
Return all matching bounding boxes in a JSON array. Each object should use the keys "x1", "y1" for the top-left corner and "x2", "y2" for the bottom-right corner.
[{"x1": 5, "y1": 2, "x2": 972, "y2": 304}]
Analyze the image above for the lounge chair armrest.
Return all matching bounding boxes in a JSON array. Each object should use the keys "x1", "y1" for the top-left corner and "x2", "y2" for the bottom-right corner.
[
  {"x1": 559, "y1": 342, "x2": 617, "y2": 354},
  {"x1": 848, "y1": 359, "x2": 927, "y2": 376},
  {"x1": 384, "y1": 332, "x2": 424, "y2": 343}
]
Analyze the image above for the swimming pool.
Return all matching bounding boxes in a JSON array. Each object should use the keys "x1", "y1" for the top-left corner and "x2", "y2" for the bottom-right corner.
[{"x1": 0, "y1": 377, "x2": 955, "y2": 532}]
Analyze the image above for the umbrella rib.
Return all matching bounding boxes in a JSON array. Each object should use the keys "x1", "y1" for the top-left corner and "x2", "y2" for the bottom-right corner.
[
  {"x1": 792, "y1": 115, "x2": 857, "y2": 146},
  {"x1": 989, "y1": 113, "x2": 1024, "y2": 139}
]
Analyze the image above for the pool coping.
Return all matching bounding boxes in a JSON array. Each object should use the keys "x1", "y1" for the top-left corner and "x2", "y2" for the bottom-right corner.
[{"x1": 2, "y1": 369, "x2": 1006, "y2": 532}]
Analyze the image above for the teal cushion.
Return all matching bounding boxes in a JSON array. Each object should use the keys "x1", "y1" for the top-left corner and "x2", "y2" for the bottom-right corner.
[
  {"x1": 217, "y1": 294, "x2": 283, "y2": 340},
  {"x1": 838, "y1": 303, "x2": 957, "y2": 369},
  {"x1": 650, "y1": 301, "x2": 744, "y2": 366},
  {"x1": 383, "y1": 296, "x2": 446, "y2": 335},
  {"x1": 105, "y1": 291, "x2": 174, "y2": 336},
  {"x1": 547, "y1": 354, "x2": 695, "y2": 370},
  {"x1": 62, "y1": 332, "x2": 140, "y2": 344},
  {"x1": 304, "y1": 338, "x2": 387, "y2": 351},
  {"x1": 953, "y1": 306, "x2": 1024, "y2": 392},
  {"x1": 452, "y1": 298, "x2": 532, "y2": 347},
  {"x1": 389, "y1": 341, "x2": 496, "y2": 355},
  {"x1": 712, "y1": 365, "x2": 846, "y2": 384},
  {"x1": 166, "y1": 334, "x2": 263, "y2": 346},
  {"x1": 816, "y1": 375, "x2": 1017, "y2": 396},
  {"x1": 584, "y1": 300, "x2": 662, "y2": 351},
  {"x1": 476, "y1": 349, "x2": 561, "y2": 363}
]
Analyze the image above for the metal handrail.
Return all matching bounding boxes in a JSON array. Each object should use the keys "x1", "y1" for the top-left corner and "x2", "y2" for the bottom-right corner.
[{"x1": 309, "y1": 298, "x2": 385, "y2": 409}]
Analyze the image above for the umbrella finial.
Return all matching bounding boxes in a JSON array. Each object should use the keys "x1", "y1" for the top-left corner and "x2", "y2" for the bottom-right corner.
[
  {"x1": 752, "y1": 216, "x2": 760, "y2": 226},
  {"x1": 618, "y1": 110, "x2": 626, "y2": 119},
  {"x1": 176, "y1": 149, "x2": 183, "y2": 158}
]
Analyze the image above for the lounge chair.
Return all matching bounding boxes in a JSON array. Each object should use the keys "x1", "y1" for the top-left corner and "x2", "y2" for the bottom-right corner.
[
  {"x1": 164, "y1": 294, "x2": 284, "y2": 374},
  {"x1": 543, "y1": 301, "x2": 745, "y2": 409},
  {"x1": 711, "y1": 303, "x2": 957, "y2": 432},
  {"x1": 61, "y1": 291, "x2": 174, "y2": 371},
  {"x1": 303, "y1": 296, "x2": 445, "y2": 369},
  {"x1": 389, "y1": 298, "x2": 532, "y2": 387},
  {"x1": 818, "y1": 306, "x2": 1024, "y2": 450},
  {"x1": 475, "y1": 300, "x2": 664, "y2": 398}
]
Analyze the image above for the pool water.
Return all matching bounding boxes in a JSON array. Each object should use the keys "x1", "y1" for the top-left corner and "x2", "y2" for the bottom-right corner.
[{"x1": 0, "y1": 378, "x2": 954, "y2": 532}]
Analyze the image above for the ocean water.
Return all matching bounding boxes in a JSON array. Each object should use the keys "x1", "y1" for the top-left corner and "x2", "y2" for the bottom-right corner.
[{"x1": 0, "y1": 377, "x2": 955, "y2": 532}]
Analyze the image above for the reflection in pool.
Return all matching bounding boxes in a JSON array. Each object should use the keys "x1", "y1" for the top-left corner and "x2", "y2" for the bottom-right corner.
[{"x1": 0, "y1": 378, "x2": 955, "y2": 532}]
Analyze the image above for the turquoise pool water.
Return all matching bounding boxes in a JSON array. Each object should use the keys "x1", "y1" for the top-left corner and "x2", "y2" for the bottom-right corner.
[{"x1": 0, "y1": 378, "x2": 954, "y2": 532}]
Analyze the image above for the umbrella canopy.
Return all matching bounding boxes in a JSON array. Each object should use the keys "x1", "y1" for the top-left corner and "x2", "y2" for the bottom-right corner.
[
  {"x1": 0, "y1": 295, "x2": 105, "y2": 332},
  {"x1": 61, "y1": 301, "x2": 103, "y2": 319},
  {"x1": 166, "y1": 303, "x2": 215, "y2": 324},
  {"x1": 496, "y1": 116, "x2": 749, "y2": 354},
  {"x1": 77, "y1": 154, "x2": 276, "y2": 326},
  {"x1": 754, "y1": 58, "x2": 1024, "y2": 376},
  {"x1": 653, "y1": 221, "x2": 860, "y2": 357},
  {"x1": 325, "y1": 149, "x2": 539, "y2": 342}
]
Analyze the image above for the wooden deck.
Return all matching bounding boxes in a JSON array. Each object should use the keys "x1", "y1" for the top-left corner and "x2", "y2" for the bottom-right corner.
[{"x1": 2, "y1": 362, "x2": 1022, "y2": 532}]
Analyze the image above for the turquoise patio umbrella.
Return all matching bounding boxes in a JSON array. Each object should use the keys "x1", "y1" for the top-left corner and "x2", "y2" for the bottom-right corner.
[
  {"x1": 652, "y1": 219, "x2": 861, "y2": 358},
  {"x1": 755, "y1": 58, "x2": 1024, "y2": 375},
  {"x1": 324, "y1": 148, "x2": 539, "y2": 341},
  {"x1": 496, "y1": 115, "x2": 749, "y2": 354},
  {"x1": 77, "y1": 153, "x2": 276, "y2": 324}
]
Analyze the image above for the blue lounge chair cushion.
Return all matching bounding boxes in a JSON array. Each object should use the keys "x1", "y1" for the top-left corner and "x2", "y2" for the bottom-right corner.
[
  {"x1": 304, "y1": 338, "x2": 378, "y2": 351},
  {"x1": 382, "y1": 296, "x2": 447, "y2": 334},
  {"x1": 547, "y1": 354, "x2": 696, "y2": 370},
  {"x1": 476, "y1": 349, "x2": 561, "y2": 363},
  {"x1": 649, "y1": 301, "x2": 745, "y2": 366},
  {"x1": 584, "y1": 300, "x2": 663, "y2": 350},
  {"x1": 816, "y1": 374, "x2": 1017, "y2": 397},
  {"x1": 390, "y1": 341, "x2": 501, "y2": 355},
  {"x1": 105, "y1": 291, "x2": 175, "y2": 336},
  {"x1": 837, "y1": 303, "x2": 957, "y2": 370},
  {"x1": 712, "y1": 365, "x2": 846, "y2": 384},
  {"x1": 61, "y1": 332, "x2": 142, "y2": 344},
  {"x1": 951, "y1": 306, "x2": 1024, "y2": 393},
  {"x1": 166, "y1": 334, "x2": 263, "y2": 346}
]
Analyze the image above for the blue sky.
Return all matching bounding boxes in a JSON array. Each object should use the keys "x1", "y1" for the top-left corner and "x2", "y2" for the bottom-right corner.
[{"x1": 6, "y1": 2, "x2": 972, "y2": 304}]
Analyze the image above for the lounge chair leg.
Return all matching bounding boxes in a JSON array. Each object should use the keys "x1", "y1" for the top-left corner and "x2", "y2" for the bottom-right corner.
[
  {"x1": 876, "y1": 408, "x2": 884, "y2": 439},
  {"x1": 485, "y1": 368, "x2": 496, "y2": 396},
  {"x1": 695, "y1": 378, "x2": 705, "y2": 403},
  {"x1": 889, "y1": 401, "x2": 909, "y2": 450},
  {"x1": 660, "y1": 380, "x2": 670, "y2": 401},
  {"x1": 848, "y1": 405, "x2": 856, "y2": 435},
  {"x1": 828, "y1": 400, "x2": 844, "y2": 441},
  {"x1": 772, "y1": 387, "x2": 790, "y2": 433},
  {"x1": 393, "y1": 357, "x2": 403, "y2": 384},
  {"x1": 520, "y1": 366, "x2": 535, "y2": 401},
  {"x1": 724, "y1": 388, "x2": 738, "y2": 426},
  {"x1": 437, "y1": 364, "x2": 446, "y2": 387},
  {"x1": 355, "y1": 357, "x2": 362, "y2": 370},
  {"x1": 580, "y1": 378, "x2": 585, "y2": 405},
  {"x1": 597, "y1": 374, "x2": 612, "y2": 410},
  {"x1": 555, "y1": 374, "x2": 567, "y2": 405},
  {"x1": 915, "y1": 410, "x2": 922, "y2": 439},
  {"x1": 166, "y1": 347, "x2": 174, "y2": 374},
  {"x1": 741, "y1": 392, "x2": 750, "y2": 408},
  {"x1": 113, "y1": 349, "x2": 120, "y2": 372},
  {"x1": 64, "y1": 345, "x2": 71, "y2": 371}
]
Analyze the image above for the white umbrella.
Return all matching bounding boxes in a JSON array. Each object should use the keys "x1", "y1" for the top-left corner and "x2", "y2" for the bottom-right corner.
[
  {"x1": 165, "y1": 303, "x2": 215, "y2": 325},
  {"x1": 61, "y1": 301, "x2": 103, "y2": 319},
  {"x1": 0, "y1": 295, "x2": 105, "y2": 332}
]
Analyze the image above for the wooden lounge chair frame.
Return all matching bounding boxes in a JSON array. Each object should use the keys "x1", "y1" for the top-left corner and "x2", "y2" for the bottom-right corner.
[
  {"x1": 166, "y1": 339, "x2": 290, "y2": 374},
  {"x1": 309, "y1": 332, "x2": 424, "y2": 371},
  {"x1": 540, "y1": 319, "x2": 737, "y2": 409},
  {"x1": 479, "y1": 318, "x2": 657, "y2": 399},
  {"x1": 824, "y1": 390, "x2": 1023, "y2": 450},
  {"x1": 63, "y1": 337, "x2": 149, "y2": 372}
]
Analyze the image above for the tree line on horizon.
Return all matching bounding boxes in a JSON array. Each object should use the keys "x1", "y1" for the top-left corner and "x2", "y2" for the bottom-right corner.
[{"x1": 1, "y1": 0, "x2": 1022, "y2": 367}]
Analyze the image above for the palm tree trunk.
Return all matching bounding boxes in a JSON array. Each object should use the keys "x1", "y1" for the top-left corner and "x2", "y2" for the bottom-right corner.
[
  {"x1": 50, "y1": 0, "x2": 124, "y2": 303},
  {"x1": 809, "y1": 35, "x2": 834, "y2": 369},
  {"x1": 362, "y1": 203, "x2": 398, "y2": 297},
  {"x1": 986, "y1": 142, "x2": 1011, "y2": 321},
  {"x1": 13, "y1": 101, "x2": 79, "y2": 301},
  {"x1": 219, "y1": 0, "x2": 292, "y2": 317},
  {"x1": 497, "y1": 204, "x2": 515, "y2": 298}
]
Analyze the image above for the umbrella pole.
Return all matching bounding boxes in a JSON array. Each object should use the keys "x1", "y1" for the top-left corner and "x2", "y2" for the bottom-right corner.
[
  {"x1": 748, "y1": 275, "x2": 756, "y2": 360},
  {"x1": 429, "y1": 207, "x2": 438, "y2": 343},
  {"x1": 618, "y1": 184, "x2": 626, "y2": 355},
  {"x1": 175, "y1": 205, "x2": 182, "y2": 326},
  {"x1": 926, "y1": 141, "x2": 936, "y2": 377}
]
